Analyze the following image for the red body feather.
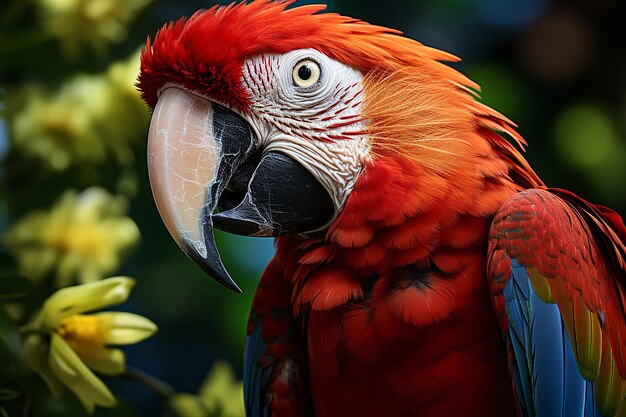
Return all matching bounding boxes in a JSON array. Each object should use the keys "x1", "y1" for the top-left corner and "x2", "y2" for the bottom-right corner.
[{"x1": 270, "y1": 156, "x2": 522, "y2": 416}]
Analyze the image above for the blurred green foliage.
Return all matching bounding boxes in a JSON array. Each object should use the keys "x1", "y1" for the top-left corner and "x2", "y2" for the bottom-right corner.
[
  {"x1": 0, "y1": 0, "x2": 624, "y2": 416},
  {"x1": 0, "y1": 0, "x2": 251, "y2": 415}
]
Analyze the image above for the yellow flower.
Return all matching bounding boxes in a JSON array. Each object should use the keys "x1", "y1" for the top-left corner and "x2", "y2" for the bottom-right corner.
[
  {"x1": 11, "y1": 78, "x2": 109, "y2": 171},
  {"x1": 9, "y1": 49, "x2": 149, "y2": 172},
  {"x1": 38, "y1": 0, "x2": 152, "y2": 54},
  {"x1": 107, "y1": 48, "x2": 145, "y2": 109},
  {"x1": 104, "y1": 48, "x2": 151, "y2": 164},
  {"x1": 4, "y1": 188, "x2": 140, "y2": 286},
  {"x1": 170, "y1": 361, "x2": 245, "y2": 417},
  {"x1": 22, "y1": 277, "x2": 157, "y2": 413}
]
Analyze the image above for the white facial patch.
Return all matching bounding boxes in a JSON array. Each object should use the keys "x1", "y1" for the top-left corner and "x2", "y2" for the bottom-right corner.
[{"x1": 240, "y1": 49, "x2": 371, "y2": 221}]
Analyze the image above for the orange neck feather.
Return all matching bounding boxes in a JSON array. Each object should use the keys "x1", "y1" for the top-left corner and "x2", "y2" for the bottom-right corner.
[{"x1": 284, "y1": 44, "x2": 546, "y2": 313}]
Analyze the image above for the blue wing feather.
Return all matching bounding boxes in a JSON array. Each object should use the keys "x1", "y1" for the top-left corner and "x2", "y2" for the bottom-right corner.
[
  {"x1": 244, "y1": 315, "x2": 271, "y2": 417},
  {"x1": 503, "y1": 267, "x2": 532, "y2": 416},
  {"x1": 503, "y1": 259, "x2": 602, "y2": 416}
]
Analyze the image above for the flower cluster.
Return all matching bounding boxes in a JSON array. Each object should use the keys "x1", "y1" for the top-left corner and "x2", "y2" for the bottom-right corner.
[
  {"x1": 22, "y1": 277, "x2": 157, "y2": 412},
  {"x1": 4, "y1": 188, "x2": 139, "y2": 286},
  {"x1": 11, "y1": 78, "x2": 111, "y2": 171},
  {"x1": 9, "y1": 49, "x2": 149, "y2": 172},
  {"x1": 37, "y1": 0, "x2": 152, "y2": 54}
]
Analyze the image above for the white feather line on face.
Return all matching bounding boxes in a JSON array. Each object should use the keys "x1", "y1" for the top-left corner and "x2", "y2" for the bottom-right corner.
[{"x1": 240, "y1": 49, "x2": 371, "y2": 219}]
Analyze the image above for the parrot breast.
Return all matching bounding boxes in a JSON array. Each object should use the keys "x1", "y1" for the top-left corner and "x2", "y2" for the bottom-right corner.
[{"x1": 278, "y1": 153, "x2": 526, "y2": 416}]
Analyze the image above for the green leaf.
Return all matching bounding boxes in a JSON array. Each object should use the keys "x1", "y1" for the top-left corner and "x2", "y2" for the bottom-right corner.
[
  {"x1": 0, "y1": 305, "x2": 20, "y2": 358},
  {"x1": 0, "y1": 405, "x2": 8, "y2": 417},
  {"x1": 0, "y1": 253, "x2": 16, "y2": 273},
  {"x1": 0, "y1": 273, "x2": 32, "y2": 300},
  {"x1": 0, "y1": 389, "x2": 18, "y2": 402}
]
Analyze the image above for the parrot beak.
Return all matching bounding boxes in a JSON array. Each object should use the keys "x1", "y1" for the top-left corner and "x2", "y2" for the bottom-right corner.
[{"x1": 147, "y1": 86, "x2": 333, "y2": 292}]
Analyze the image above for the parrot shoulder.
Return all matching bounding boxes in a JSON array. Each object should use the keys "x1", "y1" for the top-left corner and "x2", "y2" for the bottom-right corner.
[
  {"x1": 487, "y1": 187, "x2": 626, "y2": 416},
  {"x1": 244, "y1": 251, "x2": 313, "y2": 417}
]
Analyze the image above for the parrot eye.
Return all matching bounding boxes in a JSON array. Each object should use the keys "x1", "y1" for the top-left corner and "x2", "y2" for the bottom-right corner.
[{"x1": 292, "y1": 59, "x2": 321, "y2": 88}]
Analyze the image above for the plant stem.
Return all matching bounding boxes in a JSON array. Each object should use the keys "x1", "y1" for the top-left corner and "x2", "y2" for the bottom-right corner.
[{"x1": 122, "y1": 366, "x2": 176, "y2": 399}]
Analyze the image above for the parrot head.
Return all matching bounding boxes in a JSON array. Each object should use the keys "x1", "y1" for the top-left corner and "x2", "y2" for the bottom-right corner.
[{"x1": 138, "y1": 0, "x2": 532, "y2": 292}]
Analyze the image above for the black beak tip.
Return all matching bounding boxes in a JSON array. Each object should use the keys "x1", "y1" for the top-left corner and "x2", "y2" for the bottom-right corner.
[{"x1": 184, "y1": 241, "x2": 242, "y2": 294}]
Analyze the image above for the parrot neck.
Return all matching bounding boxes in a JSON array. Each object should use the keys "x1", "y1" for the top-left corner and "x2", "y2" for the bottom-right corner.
[
  {"x1": 286, "y1": 154, "x2": 526, "y2": 310},
  {"x1": 283, "y1": 152, "x2": 528, "y2": 290}
]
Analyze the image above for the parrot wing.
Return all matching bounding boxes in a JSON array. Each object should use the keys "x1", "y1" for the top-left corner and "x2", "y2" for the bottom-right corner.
[
  {"x1": 488, "y1": 188, "x2": 626, "y2": 417},
  {"x1": 244, "y1": 255, "x2": 312, "y2": 417}
]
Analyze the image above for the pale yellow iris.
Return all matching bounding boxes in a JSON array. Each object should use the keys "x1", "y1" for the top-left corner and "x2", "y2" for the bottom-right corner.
[{"x1": 22, "y1": 277, "x2": 157, "y2": 413}]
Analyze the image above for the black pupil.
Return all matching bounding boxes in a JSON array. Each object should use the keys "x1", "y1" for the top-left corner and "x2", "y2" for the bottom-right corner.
[{"x1": 298, "y1": 64, "x2": 312, "y2": 81}]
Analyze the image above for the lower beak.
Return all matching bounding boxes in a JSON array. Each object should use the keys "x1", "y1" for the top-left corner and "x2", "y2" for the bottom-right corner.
[{"x1": 147, "y1": 87, "x2": 333, "y2": 292}]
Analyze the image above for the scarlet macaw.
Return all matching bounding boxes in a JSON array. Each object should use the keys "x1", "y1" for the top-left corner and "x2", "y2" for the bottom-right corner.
[{"x1": 137, "y1": 1, "x2": 626, "y2": 416}]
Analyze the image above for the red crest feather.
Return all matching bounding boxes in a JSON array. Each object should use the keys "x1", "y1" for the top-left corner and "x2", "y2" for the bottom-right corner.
[{"x1": 138, "y1": 0, "x2": 470, "y2": 111}]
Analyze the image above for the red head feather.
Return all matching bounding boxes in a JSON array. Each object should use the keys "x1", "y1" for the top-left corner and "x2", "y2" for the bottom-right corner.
[{"x1": 139, "y1": 0, "x2": 469, "y2": 111}]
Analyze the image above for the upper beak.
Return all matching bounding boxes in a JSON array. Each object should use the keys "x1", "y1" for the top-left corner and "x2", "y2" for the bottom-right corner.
[{"x1": 147, "y1": 87, "x2": 334, "y2": 292}]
